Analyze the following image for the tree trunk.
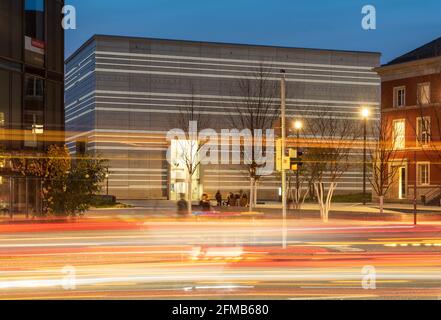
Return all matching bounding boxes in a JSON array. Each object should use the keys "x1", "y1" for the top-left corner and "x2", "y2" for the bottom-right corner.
[
  {"x1": 315, "y1": 182, "x2": 336, "y2": 223},
  {"x1": 314, "y1": 182, "x2": 325, "y2": 221},
  {"x1": 289, "y1": 188, "x2": 294, "y2": 210},
  {"x1": 187, "y1": 177, "x2": 193, "y2": 215},
  {"x1": 294, "y1": 186, "x2": 304, "y2": 211},
  {"x1": 379, "y1": 195, "x2": 384, "y2": 215},
  {"x1": 300, "y1": 186, "x2": 309, "y2": 211},
  {"x1": 254, "y1": 181, "x2": 258, "y2": 207},
  {"x1": 249, "y1": 177, "x2": 254, "y2": 212},
  {"x1": 324, "y1": 183, "x2": 337, "y2": 223}
]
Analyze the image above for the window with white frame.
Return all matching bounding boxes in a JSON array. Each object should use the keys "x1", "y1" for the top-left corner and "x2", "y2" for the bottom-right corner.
[
  {"x1": 394, "y1": 86, "x2": 406, "y2": 108},
  {"x1": 393, "y1": 119, "x2": 405, "y2": 150},
  {"x1": 417, "y1": 116, "x2": 431, "y2": 146},
  {"x1": 417, "y1": 83, "x2": 431, "y2": 105},
  {"x1": 418, "y1": 163, "x2": 430, "y2": 186}
]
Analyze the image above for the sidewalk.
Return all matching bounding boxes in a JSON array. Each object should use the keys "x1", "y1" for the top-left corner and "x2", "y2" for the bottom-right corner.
[
  {"x1": 257, "y1": 202, "x2": 441, "y2": 214},
  {"x1": 119, "y1": 199, "x2": 441, "y2": 216},
  {"x1": 2, "y1": 200, "x2": 440, "y2": 224},
  {"x1": 254, "y1": 201, "x2": 441, "y2": 222},
  {"x1": 113, "y1": 200, "x2": 441, "y2": 222}
]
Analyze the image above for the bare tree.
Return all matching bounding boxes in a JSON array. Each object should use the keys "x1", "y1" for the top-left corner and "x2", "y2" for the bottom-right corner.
[
  {"x1": 305, "y1": 113, "x2": 359, "y2": 222},
  {"x1": 369, "y1": 118, "x2": 402, "y2": 214},
  {"x1": 227, "y1": 64, "x2": 280, "y2": 211},
  {"x1": 286, "y1": 167, "x2": 310, "y2": 211},
  {"x1": 175, "y1": 84, "x2": 210, "y2": 215}
]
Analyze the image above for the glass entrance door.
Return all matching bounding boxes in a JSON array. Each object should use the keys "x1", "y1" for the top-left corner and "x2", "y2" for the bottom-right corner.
[{"x1": 169, "y1": 140, "x2": 201, "y2": 201}]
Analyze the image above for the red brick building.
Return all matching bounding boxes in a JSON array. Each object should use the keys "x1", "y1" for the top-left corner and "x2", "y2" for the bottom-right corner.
[{"x1": 375, "y1": 37, "x2": 441, "y2": 204}]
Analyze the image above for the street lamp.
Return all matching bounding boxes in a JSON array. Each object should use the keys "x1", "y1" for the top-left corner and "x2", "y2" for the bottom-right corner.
[
  {"x1": 361, "y1": 107, "x2": 370, "y2": 205},
  {"x1": 280, "y1": 69, "x2": 287, "y2": 249},
  {"x1": 361, "y1": 107, "x2": 370, "y2": 119},
  {"x1": 293, "y1": 120, "x2": 303, "y2": 205}
]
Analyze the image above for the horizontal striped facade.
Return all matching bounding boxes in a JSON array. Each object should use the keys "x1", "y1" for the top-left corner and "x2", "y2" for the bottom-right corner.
[{"x1": 65, "y1": 35, "x2": 381, "y2": 200}]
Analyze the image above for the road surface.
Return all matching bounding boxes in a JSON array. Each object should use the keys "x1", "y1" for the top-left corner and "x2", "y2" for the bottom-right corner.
[{"x1": 0, "y1": 215, "x2": 440, "y2": 300}]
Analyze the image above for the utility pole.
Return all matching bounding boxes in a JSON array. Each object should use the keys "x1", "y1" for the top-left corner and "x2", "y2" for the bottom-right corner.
[
  {"x1": 25, "y1": 176, "x2": 29, "y2": 219},
  {"x1": 361, "y1": 107, "x2": 369, "y2": 205},
  {"x1": 363, "y1": 118, "x2": 367, "y2": 205},
  {"x1": 296, "y1": 129, "x2": 300, "y2": 202},
  {"x1": 9, "y1": 178, "x2": 13, "y2": 219},
  {"x1": 280, "y1": 70, "x2": 287, "y2": 249},
  {"x1": 414, "y1": 150, "x2": 417, "y2": 225}
]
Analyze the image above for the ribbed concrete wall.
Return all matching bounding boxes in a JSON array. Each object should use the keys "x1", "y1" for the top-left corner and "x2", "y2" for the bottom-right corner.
[{"x1": 65, "y1": 35, "x2": 381, "y2": 200}]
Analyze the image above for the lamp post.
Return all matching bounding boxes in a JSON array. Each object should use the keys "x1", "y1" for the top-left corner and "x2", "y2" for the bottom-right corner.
[
  {"x1": 280, "y1": 69, "x2": 287, "y2": 249},
  {"x1": 414, "y1": 151, "x2": 417, "y2": 225},
  {"x1": 293, "y1": 120, "x2": 303, "y2": 205},
  {"x1": 361, "y1": 107, "x2": 370, "y2": 205}
]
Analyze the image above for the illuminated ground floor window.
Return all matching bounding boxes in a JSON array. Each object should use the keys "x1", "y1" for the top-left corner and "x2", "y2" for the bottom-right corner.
[{"x1": 169, "y1": 139, "x2": 201, "y2": 201}]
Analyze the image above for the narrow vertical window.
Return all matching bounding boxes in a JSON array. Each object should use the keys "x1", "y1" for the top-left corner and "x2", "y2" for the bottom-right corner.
[
  {"x1": 417, "y1": 83, "x2": 430, "y2": 105},
  {"x1": 393, "y1": 119, "x2": 405, "y2": 150},
  {"x1": 24, "y1": 75, "x2": 44, "y2": 148},
  {"x1": 417, "y1": 117, "x2": 431, "y2": 146},
  {"x1": 394, "y1": 87, "x2": 406, "y2": 108},
  {"x1": 418, "y1": 163, "x2": 430, "y2": 186}
]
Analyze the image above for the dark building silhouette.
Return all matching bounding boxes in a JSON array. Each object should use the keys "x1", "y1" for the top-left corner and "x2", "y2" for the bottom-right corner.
[{"x1": 0, "y1": 0, "x2": 65, "y2": 215}]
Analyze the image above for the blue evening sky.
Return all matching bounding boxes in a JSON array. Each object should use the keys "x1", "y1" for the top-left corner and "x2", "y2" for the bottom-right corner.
[{"x1": 65, "y1": 0, "x2": 441, "y2": 64}]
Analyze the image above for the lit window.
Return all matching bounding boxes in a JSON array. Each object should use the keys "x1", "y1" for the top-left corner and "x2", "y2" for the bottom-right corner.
[
  {"x1": 32, "y1": 124, "x2": 44, "y2": 134},
  {"x1": 418, "y1": 163, "x2": 430, "y2": 186},
  {"x1": 393, "y1": 120, "x2": 405, "y2": 150},
  {"x1": 0, "y1": 113, "x2": 4, "y2": 127},
  {"x1": 417, "y1": 83, "x2": 431, "y2": 105},
  {"x1": 394, "y1": 87, "x2": 406, "y2": 108},
  {"x1": 417, "y1": 117, "x2": 431, "y2": 146},
  {"x1": 24, "y1": 76, "x2": 44, "y2": 149},
  {"x1": 24, "y1": 131, "x2": 37, "y2": 148},
  {"x1": 24, "y1": 115, "x2": 43, "y2": 148}
]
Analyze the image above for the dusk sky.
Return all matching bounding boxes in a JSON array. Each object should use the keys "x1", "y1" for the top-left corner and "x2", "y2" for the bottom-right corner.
[{"x1": 65, "y1": 0, "x2": 441, "y2": 64}]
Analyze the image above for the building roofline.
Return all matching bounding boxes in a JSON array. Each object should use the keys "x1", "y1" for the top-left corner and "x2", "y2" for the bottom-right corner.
[
  {"x1": 384, "y1": 36, "x2": 441, "y2": 67},
  {"x1": 65, "y1": 34, "x2": 381, "y2": 64},
  {"x1": 65, "y1": 35, "x2": 97, "y2": 64},
  {"x1": 374, "y1": 55, "x2": 441, "y2": 74}
]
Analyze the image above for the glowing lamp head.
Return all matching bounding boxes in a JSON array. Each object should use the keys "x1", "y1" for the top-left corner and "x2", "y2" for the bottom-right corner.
[
  {"x1": 361, "y1": 107, "x2": 370, "y2": 119},
  {"x1": 294, "y1": 120, "x2": 303, "y2": 130}
]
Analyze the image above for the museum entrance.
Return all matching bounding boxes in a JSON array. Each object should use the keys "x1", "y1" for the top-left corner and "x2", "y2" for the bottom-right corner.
[{"x1": 168, "y1": 139, "x2": 201, "y2": 201}]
